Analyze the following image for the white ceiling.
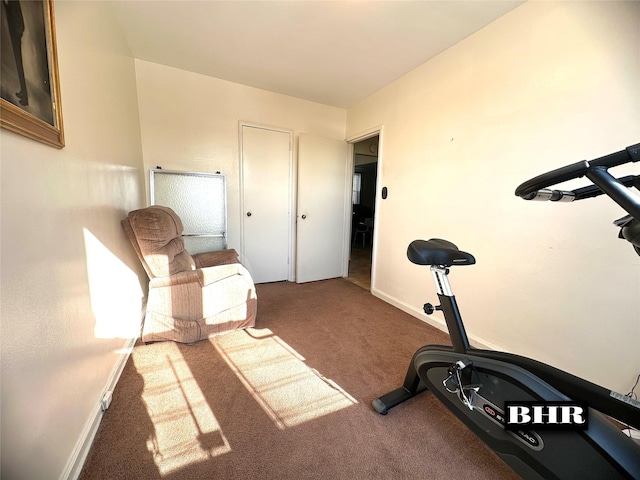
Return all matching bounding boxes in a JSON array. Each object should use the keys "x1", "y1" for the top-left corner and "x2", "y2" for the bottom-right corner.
[{"x1": 112, "y1": 0, "x2": 525, "y2": 108}]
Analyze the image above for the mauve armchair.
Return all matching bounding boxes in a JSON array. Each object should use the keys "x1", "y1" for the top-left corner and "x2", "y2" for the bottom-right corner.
[{"x1": 122, "y1": 205, "x2": 257, "y2": 344}]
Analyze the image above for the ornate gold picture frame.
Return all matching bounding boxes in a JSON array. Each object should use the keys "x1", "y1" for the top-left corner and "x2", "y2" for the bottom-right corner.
[{"x1": 1, "y1": 0, "x2": 64, "y2": 148}]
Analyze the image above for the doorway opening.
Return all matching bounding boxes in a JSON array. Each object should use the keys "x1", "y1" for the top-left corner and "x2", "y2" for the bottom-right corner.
[{"x1": 346, "y1": 135, "x2": 378, "y2": 290}]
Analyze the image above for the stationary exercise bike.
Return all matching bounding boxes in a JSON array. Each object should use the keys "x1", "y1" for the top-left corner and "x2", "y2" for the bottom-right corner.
[{"x1": 373, "y1": 144, "x2": 640, "y2": 479}]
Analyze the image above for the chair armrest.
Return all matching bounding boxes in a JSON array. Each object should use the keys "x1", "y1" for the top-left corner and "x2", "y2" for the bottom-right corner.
[
  {"x1": 149, "y1": 263, "x2": 246, "y2": 288},
  {"x1": 192, "y1": 249, "x2": 239, "y2": 268}
]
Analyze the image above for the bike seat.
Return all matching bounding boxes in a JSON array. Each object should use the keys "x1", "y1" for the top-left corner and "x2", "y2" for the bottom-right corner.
[{"x1": 407, "y1": 239, "x2": 476, "y2": 266}]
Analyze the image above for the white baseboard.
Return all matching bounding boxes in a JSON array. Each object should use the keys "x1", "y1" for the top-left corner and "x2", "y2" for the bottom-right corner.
[
  {"x1": 371, "y1": 287, "x2": 501, "y2": 351},
  {"x1": 60, "y1": 335, "x2": 138, "y2": 480}
]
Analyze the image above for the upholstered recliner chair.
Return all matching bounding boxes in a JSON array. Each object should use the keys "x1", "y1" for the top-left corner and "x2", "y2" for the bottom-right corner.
[{"x1": 122, "y1": 205, "x2": 257, "y2": 344}]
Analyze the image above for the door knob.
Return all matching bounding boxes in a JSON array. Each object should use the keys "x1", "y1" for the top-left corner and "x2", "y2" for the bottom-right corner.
[{"x1": 247, "y1": 212, "x2": 252, "y2": 217}]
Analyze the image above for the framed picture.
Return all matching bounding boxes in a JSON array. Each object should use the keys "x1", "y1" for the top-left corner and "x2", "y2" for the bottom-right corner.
[{"x1": 0, "y1": 0, "x2": 64, "y2": 148}]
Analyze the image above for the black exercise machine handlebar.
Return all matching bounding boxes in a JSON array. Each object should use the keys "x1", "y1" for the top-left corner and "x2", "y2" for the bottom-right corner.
[{"x1": 515, "y1": 143, "x2": 640, "y2": 221}]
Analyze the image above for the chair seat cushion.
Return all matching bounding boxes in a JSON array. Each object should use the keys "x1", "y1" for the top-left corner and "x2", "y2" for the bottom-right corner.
[{"x1": 144, "y1": 263, "x2": 257, "y2": 343}]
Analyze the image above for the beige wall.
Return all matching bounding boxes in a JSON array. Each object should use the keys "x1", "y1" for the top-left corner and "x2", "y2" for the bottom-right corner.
[
  {"x1": 0, "y1": 2, "x2": 146, "y2": 478},
  {"x1": 347, "y1": 1, "x2": 640, "y2": 392},
  {"x1": 134, "y1": 59, "x2": 347, "y2": 251}
]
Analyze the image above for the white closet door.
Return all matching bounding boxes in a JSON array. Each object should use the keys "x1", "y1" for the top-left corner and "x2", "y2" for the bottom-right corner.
[
  {"x1": 240, "y1": 125, "x2": 292, "y2": 283},
  {"x1": 296, "y1": 133, "x2": 349, "y2": 283}
]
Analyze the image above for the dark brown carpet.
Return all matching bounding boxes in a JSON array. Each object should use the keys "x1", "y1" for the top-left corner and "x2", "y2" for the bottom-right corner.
[{"x1": 79, "y1": 278, "x2": 518, "y2": 479}]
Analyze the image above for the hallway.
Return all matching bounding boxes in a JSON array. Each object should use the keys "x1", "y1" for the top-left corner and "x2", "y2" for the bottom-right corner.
[{"x1": 346, "y1": 245, "x2": 371, "y2": 291}]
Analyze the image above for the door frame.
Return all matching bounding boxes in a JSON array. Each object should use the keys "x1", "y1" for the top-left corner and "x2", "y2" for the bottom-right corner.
[
  {"x1": 345, "y1": 125, "x2": 383, "y2": 289},
  {"x1": 239, "y1": 121, "x2": 296, "y2": 282}
]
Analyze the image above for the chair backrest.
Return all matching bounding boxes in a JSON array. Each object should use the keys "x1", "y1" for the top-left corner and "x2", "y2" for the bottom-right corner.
[{"x1": 122, "y1": 206, "x2": 196, "y2": 279}]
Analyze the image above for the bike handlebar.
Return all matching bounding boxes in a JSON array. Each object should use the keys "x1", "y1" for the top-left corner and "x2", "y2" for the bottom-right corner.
[
  {"x1": 515, "y1": 143, "x2": 640, "y2": 220},
  {"x1": 515, "y1": 160, "x2": 589, "y2": 199}
]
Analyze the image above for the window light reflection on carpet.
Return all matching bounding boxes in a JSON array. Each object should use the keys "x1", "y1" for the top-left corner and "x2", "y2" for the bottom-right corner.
[
  {"x1": 214, "y1": 328, "x2": 358, "y2": 430},
  {"x1": 133, "y1": 343, "x2": 231, "y2": 475}
]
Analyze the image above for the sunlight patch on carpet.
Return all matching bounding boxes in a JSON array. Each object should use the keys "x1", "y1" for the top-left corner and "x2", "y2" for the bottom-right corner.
[
  {"x1": 133, "y1": 343, "x2": 231, "y2": 475},
  {"x1": 213, "y1": 328, "x2": 358, "y2": 430}
]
